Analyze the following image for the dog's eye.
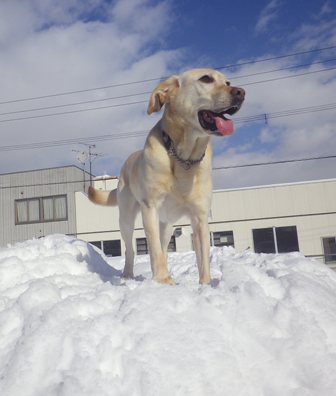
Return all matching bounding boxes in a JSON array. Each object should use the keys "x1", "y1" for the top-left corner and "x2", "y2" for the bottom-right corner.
[
  {"x1": 226, "y1": 81, "x2": 231, "y2": 86},
  {"x1": 199, "y1": 75, "x2": 214, "y2": 83}
]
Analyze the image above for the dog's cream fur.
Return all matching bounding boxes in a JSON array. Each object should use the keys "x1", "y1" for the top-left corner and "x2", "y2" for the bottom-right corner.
[{"x1": 89, "y1": 68, "x2": 245, "y2": 284}]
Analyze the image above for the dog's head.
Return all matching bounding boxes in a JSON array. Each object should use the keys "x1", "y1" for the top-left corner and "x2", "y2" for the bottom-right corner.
[{"x1": 147, "y1": 68, "x2": 245, "y2": 137}]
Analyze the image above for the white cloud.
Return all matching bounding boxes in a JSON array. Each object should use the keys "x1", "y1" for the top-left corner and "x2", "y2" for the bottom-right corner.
[
  {"x1": 291, "y1": 19, "x2": 336, "y2": 51},
  {"x1": 212, "y1": 32, "x2": 336, "y2": 188},
  {"x1": 0, "y1": 0, "x2": 105, "y2": 46},
  {"x1": 0, "y1": 0, "x2": 335, "y2": 191},
  {"x1": 110, "y1": 0, "x2": 172, "y2": 38},
  {"x1": 255, "y1": 0, "x2": 281, "y2": 33},
  {"x1": 258, "y1": 126, "x2": 280, "y2": 144},
  {"x1": 0, "y1": 0, "x2": 181, "y2": 176},
  {"x1": 320, "y1": 1, "x2": 333, "y2": 16}
]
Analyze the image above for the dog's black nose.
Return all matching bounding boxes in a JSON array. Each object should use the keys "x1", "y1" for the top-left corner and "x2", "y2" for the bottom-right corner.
[{"x1": 230, "y1": 86, "x2": 245, "y2": 101}]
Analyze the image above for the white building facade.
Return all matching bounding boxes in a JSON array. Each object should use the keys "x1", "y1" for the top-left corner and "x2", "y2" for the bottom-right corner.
[
  {"x1": 75, "y1": 177, "x2": 336, "y2": 266},
  {"x1": 0, "y1": 166, "x2": 89, "y2": 246},
  {"x1": 1, "y1": 166, "x2": 335, "y2": 265}
]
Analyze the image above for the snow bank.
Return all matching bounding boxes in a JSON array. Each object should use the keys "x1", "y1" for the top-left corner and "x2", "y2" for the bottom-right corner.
[{"x1": 0, "y1": 235, "x2": 336, "y2": 396}]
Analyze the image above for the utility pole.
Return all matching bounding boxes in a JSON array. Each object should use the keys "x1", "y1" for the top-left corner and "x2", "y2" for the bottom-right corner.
[{"x1": 87, "y1": 144, "x2": 100, "y2": 186}]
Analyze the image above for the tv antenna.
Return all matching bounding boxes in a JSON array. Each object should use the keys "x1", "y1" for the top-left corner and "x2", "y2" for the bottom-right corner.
[{"x1": 72, "y1": 143, "x2": 103, "y2": 187}]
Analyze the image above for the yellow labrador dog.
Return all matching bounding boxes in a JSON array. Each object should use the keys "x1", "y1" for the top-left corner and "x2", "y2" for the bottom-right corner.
[{"x1": 89, "y1": 68, "x2": 245, "y2": 284}]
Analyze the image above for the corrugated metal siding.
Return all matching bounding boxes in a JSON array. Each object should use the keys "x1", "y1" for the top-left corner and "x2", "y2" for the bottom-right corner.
[
  {"x1": 211, "y1": 179, "x2": 336, "y2": 222},
  {"x1": 0, "y1": 166, "x2": 89, "y2": 246}
]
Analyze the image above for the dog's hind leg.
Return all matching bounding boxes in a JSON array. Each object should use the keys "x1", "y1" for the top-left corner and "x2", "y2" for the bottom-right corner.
[{"x1": 119, "y1": 191, "x2": 139, "y2": 279}]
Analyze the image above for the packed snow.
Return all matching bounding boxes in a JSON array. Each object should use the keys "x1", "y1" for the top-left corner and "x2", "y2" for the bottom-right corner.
[{"x1": 1, "y1": 235, "x2": 336, "y2": 396}]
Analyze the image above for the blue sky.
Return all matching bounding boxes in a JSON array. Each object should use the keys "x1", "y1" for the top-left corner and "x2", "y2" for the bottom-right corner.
[
  {"x1": 167, "y1": 0, "x2": 335, "y2": 62},
  {"x1": 0, "y1": 0, "x2": 335, "y2": 188}
]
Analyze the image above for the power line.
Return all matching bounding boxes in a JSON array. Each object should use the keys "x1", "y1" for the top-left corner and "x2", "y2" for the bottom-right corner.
[
  {"x1": 0, "y1": 178, "x2": 88, "y2": 190},
  {"x1": 1, "y1": 57, "x2": 335, "y2": 119},
  {"x1": 1, "y1": 155, "x2": 335, "y2": 190},
  {"x1": 212, "y1": 155, "x2": 336, "y2": 170},
  {"x1": 242, "y1": 66, "x2": 336, "y2": 87},
  {"x1": 0, "y1": 130, "x2": 149, "y2": 152},
  {"x1": 0, "y1": 92, "x2": 151, "y2": 117},
  {"x1": 0, "y1": 45, "x2": 335, "y2": 105},
  {"x1": 235, "y1": 102, "x2": 336, "y2": 124},
  {"x1": 0, "y1": 100, "x2": 148, "y2": 124},
  {"x1": 216, "y1": 45, "x2": 336, "y2": 71},
  {"x1": 0, "y1": 102, "x2": 335, "y2": 152},
  {"x1": 0, "y1": 66, "x2": 335, "y2": 125},
  {"x1": 233, "y1": 57, "x2": 336, "y2": 80}
]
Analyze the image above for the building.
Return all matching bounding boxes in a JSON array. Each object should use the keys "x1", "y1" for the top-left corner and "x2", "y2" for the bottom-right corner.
[
  {"x1": 1, "y1": 166, "x2": 335, "y2": 265},
  {"x1": 75, "y1": 177, "x2": 336, "y2": 266},
  {"x1": 0, "y1": 165, "x2": 89, "y2": 246}
]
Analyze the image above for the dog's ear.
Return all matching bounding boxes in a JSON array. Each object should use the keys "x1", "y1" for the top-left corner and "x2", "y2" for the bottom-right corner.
[{"x1": 147, "y1": 75, "x2": 180, "y2": 114}]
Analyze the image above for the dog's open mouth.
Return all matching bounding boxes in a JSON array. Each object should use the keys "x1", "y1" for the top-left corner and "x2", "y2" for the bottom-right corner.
[{"x1": 198, "y1": 106, "x2": 239, "y2": 136}]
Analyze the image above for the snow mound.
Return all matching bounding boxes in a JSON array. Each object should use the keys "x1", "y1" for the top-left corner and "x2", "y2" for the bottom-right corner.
[{"x1": 1, "y1": 235, "x2": 336, "y2": 396}]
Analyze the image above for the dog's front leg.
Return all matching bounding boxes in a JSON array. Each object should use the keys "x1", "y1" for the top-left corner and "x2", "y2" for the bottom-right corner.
[
  {"x1": 192, "y1": 215, "x2": 211, "y2": 284},
  {"x1": 141, "y1": 205, "x2": 174, "y2": 284}
]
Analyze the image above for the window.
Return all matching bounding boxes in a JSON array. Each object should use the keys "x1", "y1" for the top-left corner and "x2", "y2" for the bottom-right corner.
[
  {"x1": 43, "y1": 197, "x2": 54, "y2": 221},
  {"x1": 89, "y1": 240, "x2": 121, "y2": 257},
  {"x1": 136, "y1": 236, "x2": 175, "y2": 255},
  {"x1": 90, "y1": 241, "x2": 102, "y2": 250},
  {"x1": 16, "y1": 198, "x2": 40, "y2": 223},
  {"x1": 103, "y1": 240, "x2": 121, "y2": 257},
  {"x1": 322, "y1": 237, "x2": 336, "y2": 263},
  {"x1": 211, "y1": 231, "x2": 234, "y2": 247},
  {"x1": 276, "y1": 226, "x2": 299, "y2": 253},
  {"x1": 253, "y1": 226, "x2": 299, "y2": 254},
  {"x1": 167, "y1": 236, "x2": 176, "y2": 252},
  {"x1": 54, "y1": 196, "x2": 67, "y2": 220},
  {"x1": 136, "y1": 238, "x2": 148, "y2": 255},
  {"x1": 15, "y1": 195, "x2": 67, "y2": 224},
  {"x1": 253, "y1": 228, "x2": 275, "y2": 253}
]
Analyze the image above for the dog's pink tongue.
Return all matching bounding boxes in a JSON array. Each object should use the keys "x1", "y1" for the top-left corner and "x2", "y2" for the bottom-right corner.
[{"x1": 214, "y1": 116, "x2": 234, "y2": 136}]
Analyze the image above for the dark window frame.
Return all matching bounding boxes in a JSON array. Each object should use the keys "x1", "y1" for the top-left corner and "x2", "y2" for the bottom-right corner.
[
  {"x1": 322, "y1": 236, "x2": 336, "y2": 263},
  {"x1": 15, "y1": 194, "x2": 68, "y2": 225},
  {"x1": 89, "y1": 241, "x2": 102, "y2": 250},
  {"x1": 103, "y1": 240, "x2": 121, "y2": 257},
  {"x1": 136, "y1": 237, "x2": 149, "y2": 255},
  {"x1": 253, "y1": 228, "x2": 276, "y2": 253},
  {"x1": 211, "y1": 231, "x2": 235, "y2": 248},
  {"x1": 167, "y1": 236, "x2": 176, "y2": 252},
  {"x1": 89, "y1": 240, "x2": 122, "y2": 257},
  {"x1": 253, "y1": 226, "x2": 299, "y2": 254},
  {"x1": 136, "y1": 236, "x2": 176, "y2": 255}
]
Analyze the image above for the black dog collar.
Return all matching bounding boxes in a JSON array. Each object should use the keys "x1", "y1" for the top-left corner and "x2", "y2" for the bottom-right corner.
[{"x1": 161, "y1": 130, "x2": 205, "y2": 170}]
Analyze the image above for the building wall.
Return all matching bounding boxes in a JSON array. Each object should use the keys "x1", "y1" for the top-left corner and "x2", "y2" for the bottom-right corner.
[
  {"x1": 0, "y1": 166, "x2": 88, "y2": 246},
  {"x1": 4, "y1": 167, "x2": 334, "y2": 262},
  {"x1": 210, "y1": 180, "x2": 336, "y2": 257},
  {"x1": 75, "y1": 178, "x2": 336, "y2": 263}
]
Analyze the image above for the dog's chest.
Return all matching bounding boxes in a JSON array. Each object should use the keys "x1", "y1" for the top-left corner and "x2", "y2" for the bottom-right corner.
[
  {"x1": 158, "y1": 194, "x2": 190, "y2": 223},
  {"x1": 158, "y1": 180, "x2": 210, "y2": 223}
]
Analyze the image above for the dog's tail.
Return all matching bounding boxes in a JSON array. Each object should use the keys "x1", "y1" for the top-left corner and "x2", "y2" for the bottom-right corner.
[{"x1": 88, "y1": 186, "x2": 118, "y2": 206}]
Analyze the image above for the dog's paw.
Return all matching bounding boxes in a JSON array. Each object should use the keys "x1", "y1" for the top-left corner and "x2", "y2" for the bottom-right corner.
[
  {"x1": 122, "y1": 270, "x2": 134, "y2": 279},
  {"x1": 156, "y1": 276, "x2": 175, "y2": 285},
  {"x1": 199, "y1": 276, "x2": 211, "y2": 285}
]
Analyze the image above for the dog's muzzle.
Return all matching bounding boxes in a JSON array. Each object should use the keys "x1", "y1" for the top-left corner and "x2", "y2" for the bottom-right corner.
[{"x1": 198, "y1": 86, "x2": 245, "y2": 136}]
